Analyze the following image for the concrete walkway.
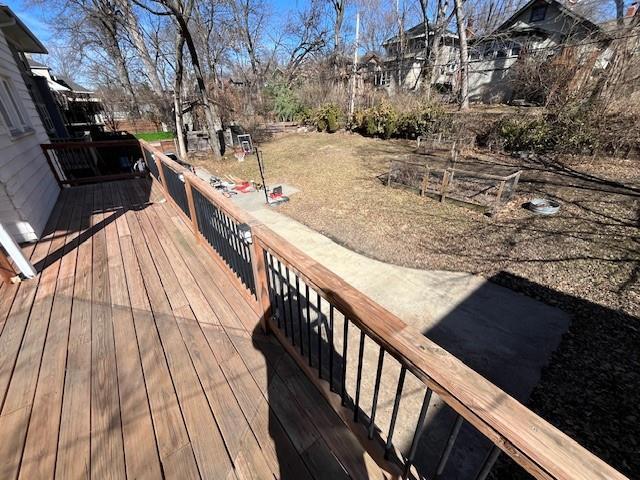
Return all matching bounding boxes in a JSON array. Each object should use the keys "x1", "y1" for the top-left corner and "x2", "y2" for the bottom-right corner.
[{"x1": 196, "y1": 169, "x2": 570, "y2": 478}]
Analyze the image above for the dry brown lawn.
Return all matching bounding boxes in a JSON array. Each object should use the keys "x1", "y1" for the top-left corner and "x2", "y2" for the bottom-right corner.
[
  {"x1": 195, "y1": 131, "x2": 639, "y2": 318},
  {"x1": 193, "y1": 131, "x2": 640, "y2": 477}
]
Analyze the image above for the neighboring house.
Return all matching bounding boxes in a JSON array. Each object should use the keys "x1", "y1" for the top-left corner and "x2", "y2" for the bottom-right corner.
[
  {"x1": 28, "y1": 58, "x2": 104, "y2": 136},
  {"x1": 381, "y1": 24, "x2": 460, "y2": 92},
  {"x1": 0, "y1": 5, "x2": 59, "y2": 242},
  {"x1": 467, "y1": 0, "x2": 606, "y2": 103}
]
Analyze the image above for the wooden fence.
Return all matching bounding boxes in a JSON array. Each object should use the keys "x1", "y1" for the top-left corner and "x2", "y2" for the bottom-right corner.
[{"x1": 139, "y1": 138, "x2": 627, "y2": 480}]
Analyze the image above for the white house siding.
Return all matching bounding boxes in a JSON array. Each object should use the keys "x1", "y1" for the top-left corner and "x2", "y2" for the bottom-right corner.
[{"x1": 0, "y1": 30, "x2": 59, "y2": 243}]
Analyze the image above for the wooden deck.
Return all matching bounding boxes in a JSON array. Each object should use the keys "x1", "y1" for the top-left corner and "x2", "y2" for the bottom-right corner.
[{"x1": 0, "y1": 178, "x2": 382, "y2": 480}]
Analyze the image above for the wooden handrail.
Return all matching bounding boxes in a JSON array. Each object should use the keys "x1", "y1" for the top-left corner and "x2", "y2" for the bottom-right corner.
[
  {"x1": 251, "y1": 225, "x2": 627, "y2": 480},
  {"x1": 139, "y1": 138, "x2": 627, "y2": 480},
  {"x1": 42, "y1": 139, "x2": 141, "y2": 149}
]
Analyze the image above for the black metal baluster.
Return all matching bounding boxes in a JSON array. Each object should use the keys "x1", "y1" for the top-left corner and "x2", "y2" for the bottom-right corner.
[
  {"x1": 295, "y1": 275, "x2": 303, "y2": 355},
  {"x1": 204, "y1": 200, "x2": 219, "y2": 253},
  {"x1": 286, "y1": 267, "x2": 295, "y2": 346},
  {"x1": 204, "y1": 201, "x2": 218, "y2": 251},
  {"x1": 475, "y1": 445, "x2": 500, "y2": 480},
  {"x1": 329, "y1": 306, "x2": 334, "y2": 391},
  {"x1": 226, "y1": 215, "x2": 240, "y2": 276},
  {"x1": 228, "y1": 220, "x2": 243, "y2": 282},
  {"x1": 404, "y1": 387, "x2": 433, "y2": 478},
  {"x1": 233, "y1": 220, "x2": 251, "y2": 291},
  {"x1": 354, "y1": 331, "x2": 366, "y2": 422},
  {"x1": 317, "y1": 293, "x2": 322, "y2": 379},
  {"x1": 341, "y1": 317, "x2": 349, "y2": 406},
  {"x1": 305, "y1": 284, "x2": 311, "y2": 366},
  {"x1": 264, "y1": 252, "x2": 276, "y2": 323},
  {"x1": 385, "y1": 366, "x2": 407, "y2": 459},
  {"x1": 368, "y1": 347, "x2": 385, "y2": 439},
  {"x1": 225, "y1": 214, "x2": 240, "y2": 275},
  {"x1": 212, "y1": 205, "x2": 229, "y2": 268},
  {"x1": 206, "y1": 201, "x2": 220, "y2": 252},
  {"x1": 277, "y1": 260, "x2": 286, "y2": 332},
  {"x1": 218, "y1": 210, "x2": 235, "y2": 273},
  {"x1": 435, "y1": 415, "x2": 464, "y2": 479}
]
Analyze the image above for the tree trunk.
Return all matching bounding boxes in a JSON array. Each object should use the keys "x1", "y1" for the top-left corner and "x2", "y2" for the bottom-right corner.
[
  {"x1": 453, "y1": 0, "x2": 469, "y2": 110},
  {"x1": 418, "y1": 0, "x2": 430, "y2": 93},
  {"x1": 120, "y1": 0, "x2": 164, "y2": 95},
  {"x1": 176, "y1": 16, "x2": 222, "y2": 158},
  {"x1": 429, "y1": 0, "x2": 448, "y2": 97},
  {"x1": 102, "y1": 25, "x2": 140, "y2": 116},
  {"x1": 174, "y1": 34, "x2": 188, "y2": 159}
]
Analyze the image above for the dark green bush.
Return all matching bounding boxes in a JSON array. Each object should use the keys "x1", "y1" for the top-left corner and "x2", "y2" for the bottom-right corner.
[
  {"x1": 497, "y1": 117, "x2": 552, "y2": 152},
  {"x1": 264, "y1": 82, "x2": 306, "y2": 122},
  {"x1": 491, "y1": 101, "x2": 602, "y2": 153}
]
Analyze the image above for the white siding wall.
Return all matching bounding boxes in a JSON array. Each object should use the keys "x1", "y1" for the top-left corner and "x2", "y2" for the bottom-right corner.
[{"x1": 0, "y1": 30, "x2": 59, "y2": 243}]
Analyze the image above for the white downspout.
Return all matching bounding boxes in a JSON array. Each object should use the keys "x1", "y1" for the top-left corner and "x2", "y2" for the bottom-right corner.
[{"x1": 0, "y1": 223, "x2": 36, "y2": 279}]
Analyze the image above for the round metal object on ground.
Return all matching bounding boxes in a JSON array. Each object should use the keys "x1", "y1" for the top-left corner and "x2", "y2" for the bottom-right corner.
[{"x1": 528, "y1": 198, "x2": 561, "y2": 215}]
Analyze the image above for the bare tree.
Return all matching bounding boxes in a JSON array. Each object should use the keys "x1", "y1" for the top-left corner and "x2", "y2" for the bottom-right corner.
[
  {"x1": 357, "y1": 0, "x2": 395, "y2": 54},
  {"x1": 173, "y1": 33, "x2": 188, "y2": 158},
  {"x1": 453, "y1": 0, "x2": 470, "y2": 109},
  {"x1": 331, "y1": 0, "x2": 347, "y2": 55},
  {"x1": 283, "y1": 0, "x2": 327, "y2": 83},
  {"x1": 118, "y1": 0, "x2": 165, "y2": 95},
  {"x1": 134, "y1": 0, "x2": 223, "y2": 157}
]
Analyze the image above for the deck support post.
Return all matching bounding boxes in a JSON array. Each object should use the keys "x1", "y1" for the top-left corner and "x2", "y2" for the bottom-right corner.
[{"x1": 250, "y1": 232, "x2": 272, "y2": 334}]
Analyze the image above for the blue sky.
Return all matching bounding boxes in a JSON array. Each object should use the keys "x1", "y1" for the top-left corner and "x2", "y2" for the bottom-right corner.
[{"x1": 3, "y1": 0, "x2": 52, "y2": 42}]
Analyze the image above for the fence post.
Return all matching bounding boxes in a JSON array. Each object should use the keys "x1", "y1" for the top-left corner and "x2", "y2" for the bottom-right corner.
[
  {"x1": 250, "y1": 230, "x2": 271, "y2": 334},
  {"x1": 184, "y1": 175, "x2": 201, "y2": 243},
  {"x1": 441, "y1": 170, "x2": 452, "y2": 202},
  {"x1": 494, "y1": 180, "x2": 507, "y2": 214}
]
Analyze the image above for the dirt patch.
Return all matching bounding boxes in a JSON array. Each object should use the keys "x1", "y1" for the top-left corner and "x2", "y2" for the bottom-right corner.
[{"x1": 191, "y1": 131, "x2": 639, "y2": 477}]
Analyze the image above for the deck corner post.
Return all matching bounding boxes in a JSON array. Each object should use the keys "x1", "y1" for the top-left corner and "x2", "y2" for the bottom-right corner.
[{"x1": 250, "y1": 235, "x2": 272, "y2": 334}]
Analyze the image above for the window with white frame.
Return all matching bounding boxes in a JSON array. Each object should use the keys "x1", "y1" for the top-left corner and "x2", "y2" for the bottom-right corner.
[
  {"x1": 374, "y1": 69, "x2": 391, "y2": 87},
  {"x1": 0, "y1": 75, "x2": 32, "y2": 137}
]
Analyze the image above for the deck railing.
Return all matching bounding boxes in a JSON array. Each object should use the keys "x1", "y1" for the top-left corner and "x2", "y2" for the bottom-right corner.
[
  {"x1": 139, "y1": 138, "x2": 627, "y2": 480},
  {"x1": 42, "y1": 139, "x2": 146, "y2": 186}
]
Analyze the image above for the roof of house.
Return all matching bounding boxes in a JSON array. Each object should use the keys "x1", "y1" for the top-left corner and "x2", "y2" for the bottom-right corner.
[
  {"x1": 495, "y1": 0, "x2": 602, "y2": 34},
  {"x1": 0, "y1": 5, "x2": 47, "y2": 54},
  {"x1": 55, "y1": 75, "x2": 93, "y2": 94},
  {"x1": 27, "y1": 57, "x2": 49, "y2": 69},
  {"x1": 383, "y1": 23, "x2": 458, "y2": 45}
]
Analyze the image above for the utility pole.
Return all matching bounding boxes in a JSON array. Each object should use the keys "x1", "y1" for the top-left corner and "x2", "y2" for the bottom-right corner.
[{"x1": 349, "y1": 11, "x2": 360, "y2": 118}]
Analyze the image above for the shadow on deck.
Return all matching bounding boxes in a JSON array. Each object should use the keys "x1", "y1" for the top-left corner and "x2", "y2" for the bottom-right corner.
[{"x1": 0, "y1": 178, "x2": 377, "y2": 479}]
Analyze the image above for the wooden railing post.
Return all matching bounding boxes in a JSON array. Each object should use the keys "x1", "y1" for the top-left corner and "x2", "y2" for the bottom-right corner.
[
  {"x1": 155, "y1": 154, "x2": 169, "y2": 188},
  {"x1": 184, "y1": 175, "x2": 201, "y2": 243},
  {"x1": 250, "y1": 232, "x2": 271, "y2": 334}
]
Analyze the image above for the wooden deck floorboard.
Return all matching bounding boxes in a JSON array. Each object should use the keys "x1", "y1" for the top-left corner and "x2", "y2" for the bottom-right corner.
[{"x1": 0, "y1": 178, "x2": 382, "y2": 480}]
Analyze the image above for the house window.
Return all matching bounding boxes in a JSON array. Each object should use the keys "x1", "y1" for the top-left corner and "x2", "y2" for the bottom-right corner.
[
  {"x1": 511, "y1": 43, "x2": 522, "y2": 57},
  {"x1": 375, "y1": 69, "x2": 391, "y2": 86},
  {"x1": 530, "y1": 5, "x2": 547, "y2": 22},
  {"x1": 0, "y1": 76, "x2": 31, "y2": 137}
]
